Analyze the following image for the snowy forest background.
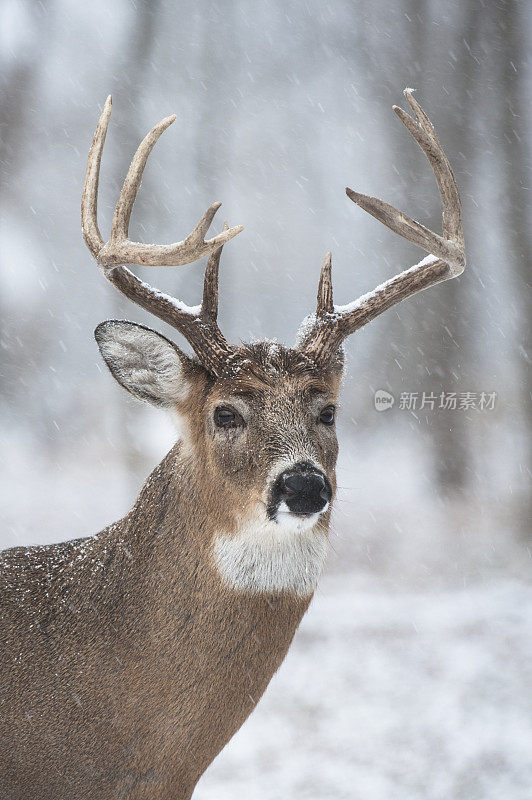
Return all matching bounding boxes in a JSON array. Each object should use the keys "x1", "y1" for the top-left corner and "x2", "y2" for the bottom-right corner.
[{"x1": 1, "y1": 1, "x2": 531, "y2": 798}]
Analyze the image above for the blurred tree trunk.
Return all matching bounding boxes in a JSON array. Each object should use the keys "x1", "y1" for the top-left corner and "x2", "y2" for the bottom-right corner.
[
  {"x1": 0, "y1": 1, "x2": 57, "y2": 449},
  {"x1": 194, "y1": 2, "x2": 239, "y2": 326},
  {"x1": 195, "y1": 3, "x2": 237, "y2": 192},
  {"x1": 110, "y1": 0, "x2": 161, "y2": 492},
  {"x1": 350, "y1": 0, "x2": 473, "y2": 495},
  {"x1": 0, "y1": 2, "x2": 55, "y2": 200},
  {"x1": 381, "y1": 0, "x2": 476, "y2": 495},
  {"x1": 416, "y1": 2, "x2": 479, "y2": 495},
  {"x1": 494, "y1": 0, "x2": 532, "y2": 526}
]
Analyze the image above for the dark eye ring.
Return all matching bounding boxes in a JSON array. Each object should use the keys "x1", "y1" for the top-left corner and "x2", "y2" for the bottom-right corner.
[
  {"x1": 319, "y1": 405, "x2": 336, "y2": 426},
  {"x1": 214, "y1": 405, "x2": 245, "y2": 429}
]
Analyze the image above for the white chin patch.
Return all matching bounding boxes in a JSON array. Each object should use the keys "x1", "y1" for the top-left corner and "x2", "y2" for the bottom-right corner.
[
  {"x1": 275, "y1": 501, "x2": 329, "y2": 532},
  {"x1": 212, "y1": 505, "x2": 329, "y2": 597}
]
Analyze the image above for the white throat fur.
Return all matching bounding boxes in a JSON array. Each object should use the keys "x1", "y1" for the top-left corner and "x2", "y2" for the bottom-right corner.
[{"x1": 212, "y1": 506, "x2": 329, "y2": 596}]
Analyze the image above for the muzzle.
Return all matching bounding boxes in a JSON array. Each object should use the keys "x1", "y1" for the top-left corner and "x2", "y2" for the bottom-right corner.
[{"x1": 268, "y1": 461, "x2": 332, "y2": 518}]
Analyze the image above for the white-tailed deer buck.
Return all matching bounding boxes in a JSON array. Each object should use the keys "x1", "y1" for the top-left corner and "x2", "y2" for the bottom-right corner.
[{"x1": 1, "y1": 90, "x2": 465, "y2": 799}]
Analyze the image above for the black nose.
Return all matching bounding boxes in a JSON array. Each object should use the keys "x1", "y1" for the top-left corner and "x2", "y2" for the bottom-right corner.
[{"x1": 277, "y1": 468, "x2": 332, "y2": 515}]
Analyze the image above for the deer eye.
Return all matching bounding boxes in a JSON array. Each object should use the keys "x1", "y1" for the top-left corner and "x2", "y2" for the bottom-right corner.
[
  {"x1": 214, "y1": 405, "x2": 245, "y2": 429},
  {"x1": 319, "y1": 405, "x2": 336, "y2": 426}
]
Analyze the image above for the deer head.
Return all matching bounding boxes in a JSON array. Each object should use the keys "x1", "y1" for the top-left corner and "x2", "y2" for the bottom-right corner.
[{"x1": 82, "y1": 90, "x2": 465, "y2": 595}]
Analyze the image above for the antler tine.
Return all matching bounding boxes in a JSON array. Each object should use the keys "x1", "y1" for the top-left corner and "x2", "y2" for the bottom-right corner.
[
  {"x1": 201, "y1": 221, "x2": 229, "y2": 322},
  {"x1": 81, "y1": 95, "x2": 112, "y2": 259},
  {"x1": 398, "y1": 88, "x2": 463, "y2": 245},
  {"x1": 82, "y1": 98, "x2": 243, "y2": 377},
  {"x1": 82, "y1": 98, "x2": 243, "y2": 270},
  {"x1": 317, "y1": 252, "x2": 334, "y2": 315},
  {"x1": 299, "y1": 89, "x2": 466, "y2": 366},
  {"x1": 345, "y1": 89, "x2": 464, "y2": 271},
  {"x1": 344, "y1": 190, "x2": 463, "y2": 269},
  {"x1": 107, "y1": 119, "x2": 243, "y2": 265},
  {"x1": 110, "y1": 113, "x2": 177, "y2": 244}
]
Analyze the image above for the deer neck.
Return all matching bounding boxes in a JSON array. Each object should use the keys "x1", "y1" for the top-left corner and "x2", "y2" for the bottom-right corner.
[
  {"x1": 96, "y1": 440, "x2": 323, "y2": 778},
  {"x1": 116, "y1": 437, "x2": 330, "y2": 599},
  {"x1": 91, "y1": 438, "x2": 327, "y2": 640},
  {"x1": 120, "y1": 435, "x2": 324, "y2": 653}
]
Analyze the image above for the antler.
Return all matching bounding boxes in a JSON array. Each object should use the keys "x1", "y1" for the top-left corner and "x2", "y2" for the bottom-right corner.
[
  {"x1": 81, "y1": 96, "x2": 243, "y2": 376},
  {"x1": 299, "y1": 89, "x2": 466, "y2": 365}
]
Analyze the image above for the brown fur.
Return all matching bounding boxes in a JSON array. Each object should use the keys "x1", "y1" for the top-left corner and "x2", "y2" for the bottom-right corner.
[{"x1": 0, "y1": 342, "x2": 343, "y2": 799}]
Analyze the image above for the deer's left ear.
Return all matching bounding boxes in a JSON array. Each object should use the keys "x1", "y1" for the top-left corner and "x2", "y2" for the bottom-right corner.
[{"x1": 95, "y1": 320, "x2": 195, "y2": 408}]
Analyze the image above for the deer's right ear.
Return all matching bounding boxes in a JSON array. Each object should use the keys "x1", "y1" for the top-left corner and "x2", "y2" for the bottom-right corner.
[{"x1": 95, "y1": 321, "x2": 194, "y2": 408}]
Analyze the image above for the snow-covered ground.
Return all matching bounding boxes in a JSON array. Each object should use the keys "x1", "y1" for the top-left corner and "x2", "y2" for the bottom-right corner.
[{"x1": 197, "y1": 574, "x2": 532, "y2": 800}]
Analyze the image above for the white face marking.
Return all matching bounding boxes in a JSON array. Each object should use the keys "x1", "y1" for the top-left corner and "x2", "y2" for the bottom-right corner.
[
  {"x1": 212, "y1": 503, "x2": 329, "y2": 597},
  {"x1": 263, "y1": 455, "x2": 326, "y2": 501},
  {"x1": 276, "y1": 500, "x2": 329, "y2": 528}
]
